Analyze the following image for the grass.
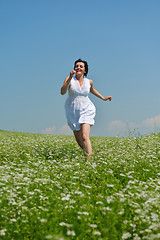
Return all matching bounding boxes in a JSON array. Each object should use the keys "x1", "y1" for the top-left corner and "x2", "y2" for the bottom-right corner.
[{"x1": 0, "y1": 130, "x2": 160, "y2": 239}]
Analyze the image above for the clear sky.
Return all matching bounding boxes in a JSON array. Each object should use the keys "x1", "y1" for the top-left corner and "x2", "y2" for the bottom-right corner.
[{"x1": 1, "y1": 0, "x2": 160, "y2": 137}]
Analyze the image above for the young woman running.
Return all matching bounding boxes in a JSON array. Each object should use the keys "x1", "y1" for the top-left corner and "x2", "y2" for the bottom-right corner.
[{"x1": 61, "y1": 59, "x2": 112, "y2": 161}]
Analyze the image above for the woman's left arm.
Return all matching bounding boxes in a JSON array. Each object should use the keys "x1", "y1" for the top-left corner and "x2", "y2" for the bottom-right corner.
[{"x1": 89, "y1": 80, "x2": 112, "y2": 101}]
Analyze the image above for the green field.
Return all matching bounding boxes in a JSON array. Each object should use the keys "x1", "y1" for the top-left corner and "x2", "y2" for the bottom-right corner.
[{"x1": 0, "y1": 130, "x2": 160, "y2": 240}]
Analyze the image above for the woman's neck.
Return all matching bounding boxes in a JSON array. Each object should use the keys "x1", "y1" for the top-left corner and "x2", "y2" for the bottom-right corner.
[{"x1": 75, "y1": 74, "x2": 84, "y2": 81}]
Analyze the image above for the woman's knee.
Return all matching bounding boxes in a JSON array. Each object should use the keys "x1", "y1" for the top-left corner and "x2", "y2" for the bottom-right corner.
[
  {"x1": 81, "y1": 124, "x2": 90, "y2": 141},
  {"x1": 81, "y1": 130, "x2": 89, "y2": 141},
  {"x1": 74, "y1": 130, "x2": 84, "y2": 148}
]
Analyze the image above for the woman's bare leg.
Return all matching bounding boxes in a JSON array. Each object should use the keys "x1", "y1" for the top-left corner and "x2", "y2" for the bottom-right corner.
[
  {"x1": 74, "y1": 124, "x2": 94, "y2": 161},
  {"x1": 73, "y1": 129, "x2": 84, "y2": 149},
  {"x1": 81, "y1": 123, "x2": 92, "y2": 155}
]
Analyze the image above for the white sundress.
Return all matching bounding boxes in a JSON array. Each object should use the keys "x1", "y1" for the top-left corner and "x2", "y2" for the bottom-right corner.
[{"x1": 65, "y1": 75, "x2": 96, "y2": 131}]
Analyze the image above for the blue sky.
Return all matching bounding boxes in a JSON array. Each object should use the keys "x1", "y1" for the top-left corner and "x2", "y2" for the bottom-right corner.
[{"x1": 1, "y1": 0, "x2": 160, "y2": 137}]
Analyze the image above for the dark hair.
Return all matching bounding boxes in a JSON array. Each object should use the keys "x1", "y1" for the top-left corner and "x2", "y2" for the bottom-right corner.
[{"x1": 74, "y1": 58, "x2": 88, "y2": 76}]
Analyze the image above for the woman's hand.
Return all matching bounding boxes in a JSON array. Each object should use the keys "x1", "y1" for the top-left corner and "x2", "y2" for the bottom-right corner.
[
  {"x1": 61, "y1": 71, "x2": 76, "y2": 95},
  {"x1": 103, "y1": 96, "x2": 112, "y2": 101},
  {"x1": 70, "y1": 70, "x2": 76, "y2": 78}
]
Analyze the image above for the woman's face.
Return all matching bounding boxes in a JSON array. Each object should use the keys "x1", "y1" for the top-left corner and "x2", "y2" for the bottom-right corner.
[{"x1": 74, "y1": 62, "x2": 86, "y2": 76}]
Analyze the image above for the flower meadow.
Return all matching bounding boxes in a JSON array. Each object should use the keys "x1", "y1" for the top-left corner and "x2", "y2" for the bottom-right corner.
[{"x1": 0, "y1": 130, "x2": 160, "y2": 240}]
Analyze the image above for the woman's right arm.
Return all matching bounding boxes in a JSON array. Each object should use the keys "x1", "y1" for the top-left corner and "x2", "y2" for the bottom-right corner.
[{"x1": 60, "y1": 70, "x2": 76, "y2": 95}]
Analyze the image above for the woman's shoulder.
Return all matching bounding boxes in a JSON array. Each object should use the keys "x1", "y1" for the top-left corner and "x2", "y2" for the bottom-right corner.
[{"x1": 87, "y1": 78, "x2": 93, "y2": 86}]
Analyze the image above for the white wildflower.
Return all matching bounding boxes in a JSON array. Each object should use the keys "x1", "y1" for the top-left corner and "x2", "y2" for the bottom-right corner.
[
  {"x1": 0, "y1": 229, "x2": 7, "y2": 236},
  {"x1": 78, "y1": 211, "x2": 89, "y2": 215},
  {"x1": 45, "y1": 235, "x2": 53, "y2": 239},
  {"x1": 66, "y1": 230, "x2": 75, "y2": 236},
  {"x1": 62, "y1": 195, "x2": 70, "y2": 201},
  {"x1": 73, "y1": 176, "x2": 79, "y2": 179},
  {"x1": 145, "y1": 229, "x2": 151, "y2": 233},
  {"x1": 123, "y1": 220, "x2": 128, "y2": 224},
  {"x1": 28, "y1": 192, "x2": 34, "y2": 195},
  {"x1": 91, "y1": 163, "x2": 97, "y2": 167},
  {"x1": 151, "y1": 213, "x2": 159, "y2": 221},
  {"x1": 133, "y1": 233, "x2": 141, "y2": 240},
  {"x1": 40, "y1": 219, "x2": 48, "y2": 223},
  {"x1": 118, "y1": 211, "x2": 124, "y2": 215},
  {"x1": 75, "y1": 190, "x2": 83, "y2": 195},
  {"x1": 96, "y1": 201, "x2": 103, "y2": 204},
  {"x1": 120, "y1": 173, "x2": 126, "y2": 177},
  {"x1": 93, "y1": 231, "x2": 101, "y2": 235},
  {"x1": 103, "y1": 207, "x2": 112, "y2": 211},
  {"x1": 106, "y1": 184, "x2": 114, "y2": 187},
  {"x1": 82, "y1": 184, "x2": 92, "y2": 189},
  {"x1": 90, "y1": 224, "x2": 97, "y2": 228},
  {"x1": 10, "y1": 218, "x2": 17, "y2": 222},
  {"x1": 59, "y1": 222, "x2": 73, "y2": 227},
  {"x1": 122, "y1": 232, "x2": 132, "y2": 239},
  {"x1": 22, "y1": 206, "x2": 28, "y2": 210},
  {"x1": 135, "y1": 209, "x2": 141, "y2": 213},
  {"x1": 70, "y1": 199, "x2": 76, "y2": 204},
  {"x1": 23, "y1": 177, "x2": 30, "y2": 181}
]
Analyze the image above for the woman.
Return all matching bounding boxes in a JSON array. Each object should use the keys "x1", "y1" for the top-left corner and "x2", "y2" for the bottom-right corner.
[{"x1": 61, "y1": 59, "x2": 112, "y2": 161}]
